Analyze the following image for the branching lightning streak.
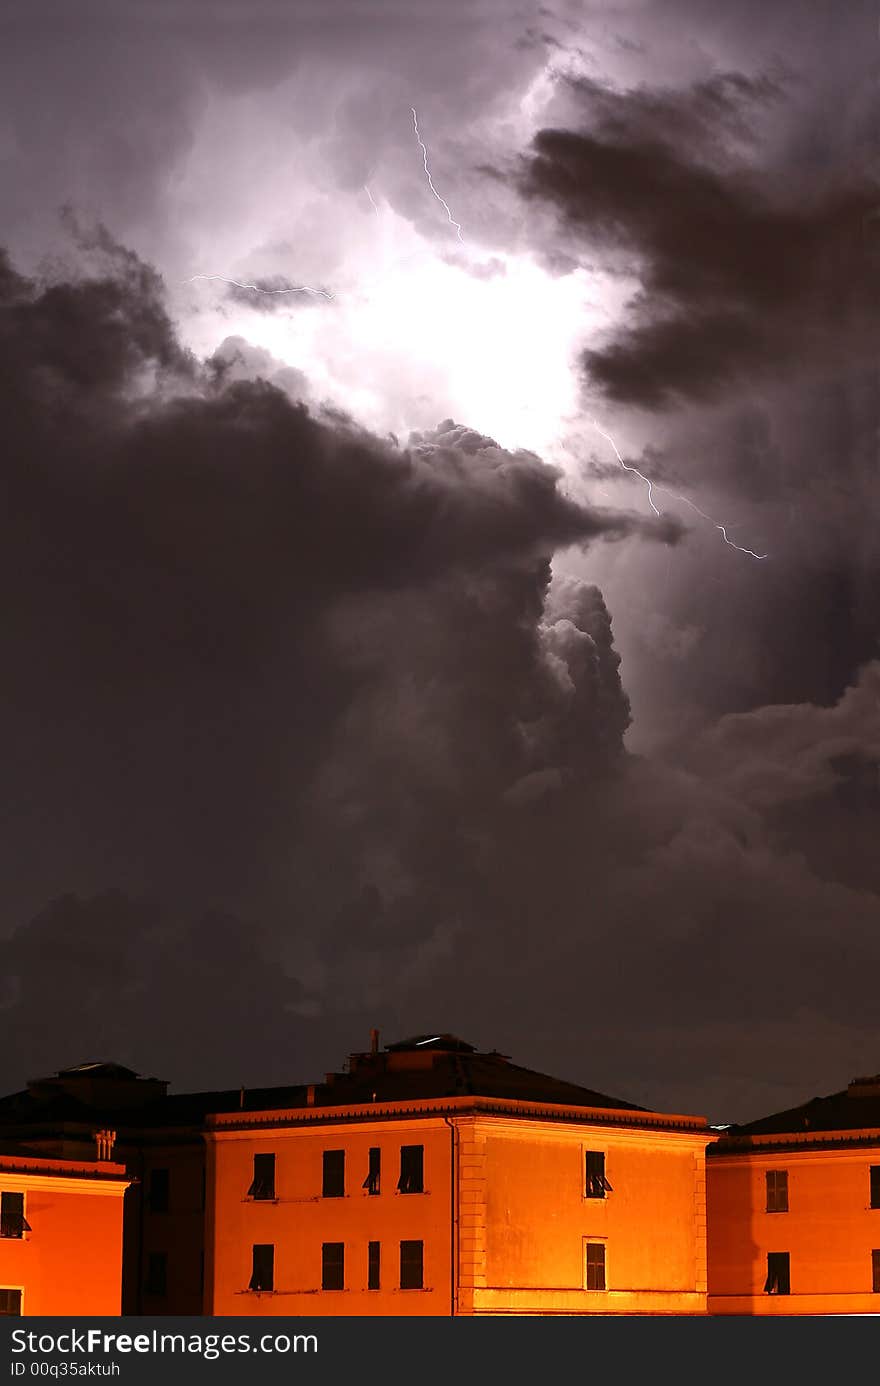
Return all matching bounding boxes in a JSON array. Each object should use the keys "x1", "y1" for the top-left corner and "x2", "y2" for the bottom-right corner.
[
  {"x1": 411, "y1": 107, "x2": 464, "y2": 243},
  {"x1": 183, "y1": 274, "x2": 334, "y2": 300},
  {"x1": 590, "y1": 420, "x2": 768, "y2": 560},
  {"x1": 364, "y1": 184, "x2": 380, "y2": 216}
]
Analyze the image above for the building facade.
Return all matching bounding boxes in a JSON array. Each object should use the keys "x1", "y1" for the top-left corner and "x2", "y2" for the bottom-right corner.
[
  {"x1": 707, "y1": 1074, "x2": 880, "y2": 1315},
  {"x1": 0, "y1": 1062, "x2": 237, "y2": 1315},
  {"x1": 0, "y1": 1149, "x2": 129, "y2": 1316},
  {"x1": 6, "y1": 1044, "x2": 880, "y2": 1316},
  {"x1": 205, "y1": 1035, "x2": 713, "y2": 1316}
]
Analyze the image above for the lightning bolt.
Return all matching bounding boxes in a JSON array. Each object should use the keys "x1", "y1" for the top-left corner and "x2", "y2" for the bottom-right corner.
[
  {"x1": 364, "y1": 184, "x2": 380, "y2": 217},
  {"x1": 589, "y1": 420, "x2": 768, "y2": 560},
  {"x1": 183, "y1": 274, "x2": 334, "y2": 300},
  {"x1": 411, "y1": 107, "x2": 464, "y2": 243}
]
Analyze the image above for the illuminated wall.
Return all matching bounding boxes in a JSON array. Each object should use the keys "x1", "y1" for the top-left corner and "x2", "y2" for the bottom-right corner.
[
  {"x1": 206, "y1": 1100, "x2": 711, "y2": 1316},
  {"x1": 461, "y1": 1115, "x2": 710, "y2": 1315},
  {"x1": 0, "y1": 1160, "x2": 129, "y2": 1316},
  {"x1": 708, "y1": 1142, "x2": 880, "y2": 1314},
  {"x1": 206, "y1": 1115, "x2": 454, "y2": 1316}
]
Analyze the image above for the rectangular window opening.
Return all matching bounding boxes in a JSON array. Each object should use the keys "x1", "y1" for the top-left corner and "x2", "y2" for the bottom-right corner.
[
  {"x1": 148, "y1": 1168, "x2": 169, "y2": 1214},
  {"x1": 397, "y1": 1145, "x2": 424, "y2": 1194},
  {"x1": 322, "y1": 1150, "x2": 345, "y2": 1199},
  {"x1": 363, "y1": 1147, "x2": 381, "y2": 1195},
  {"x1": 872, "y1": 1250, "x2": 880, "y2": 1294},
  {"x1": 0, "y1": 1289, "x2": 22, "y2": 1316},
  {"x1": 0, "y1": 1193, "x2": 31, "y2": 1239},
  {"x1": 247, "y1": 1153, "x2": 276, "y2": 1201},
  {"x1": 400, "y1": 1239, "x2": 424, "y2": 1290},
  {"x1": 585, "y1": 1241, "x2": 606, "y2": 1291},
  {"x1": 145, "y1": 1252, "x2": 167, "y2": 1297},
  {"x1": 766, "y1": 1169, "x2": 789, "y2": 1213},
  {"x1": 368, "y1": 1240, "x2": 380, "y2": 1290},
  {"x1": 249, "y1": 1243, "x2": 274, "y2": 1293},
  {"x1": 871, "y1": 1166, "x2": 880, "y2": 1210},
  {"x1": 322, "y1": 1241, "x2": 345, "y2": 1291},
  {"x1": 764, "y1": 1252, "x2": 791, "y2": 1295},
  {"x1": 585, "y1": 1151, "x2": 612, "y2": 1199}
]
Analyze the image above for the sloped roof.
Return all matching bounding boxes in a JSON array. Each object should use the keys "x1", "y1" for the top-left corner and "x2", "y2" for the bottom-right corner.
[
  {"x1": 312, "y1": 1049, "x2": 647, "y2": 1112},
  {"x1": 0, "y1": 1038, "x2": 653, "y2": 1133},
  {"x1": 715, "y1": 1080, "x2": 880, "y2": 1145}
]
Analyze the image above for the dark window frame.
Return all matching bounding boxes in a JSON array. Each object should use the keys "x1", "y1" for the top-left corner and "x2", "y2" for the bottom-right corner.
[
  {"x1": 585, "y1": 1241, "x2": 606, "y2": 1291},
  {"x1": 145, "y1": 1251, "x2": 167, "y2": 1297},
  {"x1": 399, "y1": 1239, "x2": 424, "y2": 1290},
  {"x1": 397, "y1": 1145, "x2": 424, "y2": 1194},
  {"x1": 363, "y1": 1147, "x2": 381, "y2": 1196},
  {"x1": 322, "y1": 1150, "x2": 345, "y2": 1199},
  {"x1": 148, "y1": 1168, "x2": 170, "y2": 1214},
  {"x1": 764, "y1": 1251, "x2": 791, "y2": 1295},
  {"x1": 871, "y1": 1166, "x2": 880, "y2": 1210},
  {"x1": 0, "y1": 1193, "x2": 31, "y2": 1240},
  {"x1": 766, "y1": 1169, "x2": 789, "y2": 1214},
  {"x1": 0, "y1": 1289, "x2": 22, "y2": 1316},
  {"x1": 247, "y1": 1153, "x2": 276, "y2": 1201},
  {"x1": 368, "y1": 1240, "x2": 381, "y2": 1291},
  {"x1": 249, "y1": 1243, "x2": 274, "y2": 1293},
  {"x1": 873, "y1": 1249, "x2": 880, "y2": 1294},
  {"x1": 585, "y1": 1151, "x2": 612, "y2": 1200},
  {"x1": 321, "y1": 1241, "x2": 345, "y2": 1291}
]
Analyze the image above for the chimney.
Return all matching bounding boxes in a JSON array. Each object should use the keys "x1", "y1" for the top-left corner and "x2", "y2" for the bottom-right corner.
[
  {"x1": 94, "y1": 1128, "x2": 116, "y2": 1162},
  {"x1": 370, "y1": 1028, "x2": 380, "y2": 1056}
]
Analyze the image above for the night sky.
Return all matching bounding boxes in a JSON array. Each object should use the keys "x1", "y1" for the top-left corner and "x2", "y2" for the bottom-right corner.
[{"x1": 1, "y1": 0, "x2": 877, "y2": 1123}]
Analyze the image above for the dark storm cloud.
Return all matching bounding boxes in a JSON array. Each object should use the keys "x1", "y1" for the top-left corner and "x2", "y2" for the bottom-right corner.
[
  {"x1": 0, "y1": 235, "x2": 681, "y2": 1094},
  {"x1": 2, "y1": 0, "x2": 879, "y2": 1126},
  {"x1": 1, "y1": 236, "x2": 876, "y2": 1119},
  {"x1": 0, "y1": 893, "x2": 314, "y2": 1089},
  {"x1": 517, "y1": 72, "x2": 879, "y2": 406}
]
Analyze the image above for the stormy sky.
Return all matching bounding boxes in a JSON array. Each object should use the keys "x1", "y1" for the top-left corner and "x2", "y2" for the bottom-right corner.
[{"x1": 0, "y1": 0, "x2": 877, "y2": 1123}]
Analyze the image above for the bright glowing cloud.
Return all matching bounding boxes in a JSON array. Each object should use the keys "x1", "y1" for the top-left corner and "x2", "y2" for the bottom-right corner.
[{"x1": 180, "y1": 226, "x2": 613, "y2": 457}]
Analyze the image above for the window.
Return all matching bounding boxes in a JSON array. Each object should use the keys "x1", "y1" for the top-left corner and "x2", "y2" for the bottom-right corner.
[
  {"x1": 148, "y1": 1168, "x2": 169, "y2": 1213},
  {"x1": 322, "y1": 1150, "x2": 345, "y2": 1198},
  {"x1": 368, "y1": 1241, "x2": 381, "y2": 1291},
  {"x1": 363, "y1": 1147, "x2": 381, "y2": 1195},
  {"x1": 585, "y1": 1151, "x2": 612, "y2": 1199},
  {"x1": 766, "y1": 1169, "x2": 789, "y2": 1213},
  {"x1": 249, "y1": 1244, "x2": 274, "y2": 1292},
  {"x1": 247, "y1": 1153, "x2": 276, "y2": 1201},
  {"x1": 145, "y1": 1252, "x2": 167, "y2": 1297},
  {"x1": 0, "y1": 1193, "x2": 31, "y2": 1239},
  {"x1": 871, "y1": 1166, "x2": 880, "y2": 1209},
  {"x1": 400, "y1": 1240, "x2": 424, "y2": 1290},
  {"x1": 0, "y1": 1290, "x2": 22, "y2": 1316},
  {"x1": 322, "y1": 1242, "x2": 345, "y2": 1291},
  {"x1": 764, "y1": 1252, "x2": 791, "y2": 1295},
  {"x1": 585, "y1": 1241, "x2": 606, "y2": 1290},
  {"x1": 398, "y1": 1145, "x2": 424, "y2": 1194},
  {"x1": 873, "y1": 1250, "x2": 880, "y2": 1294}
]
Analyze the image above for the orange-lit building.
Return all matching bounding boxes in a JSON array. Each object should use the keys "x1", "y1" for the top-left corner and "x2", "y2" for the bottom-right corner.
[
  {"x1": 11, "y1": 1045, "x2": 880, "y2": 1317},
  {"x1": 0, "y1": 1147, "x2": 129, "y2": 1316},
  {"x1": 707, "y1": 1073, "x2": 880, "y2": 1314},
  {"x1": 0, "y1": 1062, "x2": 237, "y2": 1315},
  {"x1": 205, "y1": 1035, "x2": 713, "y2": 1316}
]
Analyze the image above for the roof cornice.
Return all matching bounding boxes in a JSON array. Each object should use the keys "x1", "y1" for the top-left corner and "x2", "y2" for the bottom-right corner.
[{"x1": 207, "y1": 1093, "x2": 709, "y2": 1134}]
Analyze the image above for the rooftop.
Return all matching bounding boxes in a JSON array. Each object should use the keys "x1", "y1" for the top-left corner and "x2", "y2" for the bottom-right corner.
[
  {"x1": 0, "y1": 1034, "x2": 707, "y2": 1135},
  {"x1": 711, "y1": 1074, "x2": 880, "y2": 1149}
]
